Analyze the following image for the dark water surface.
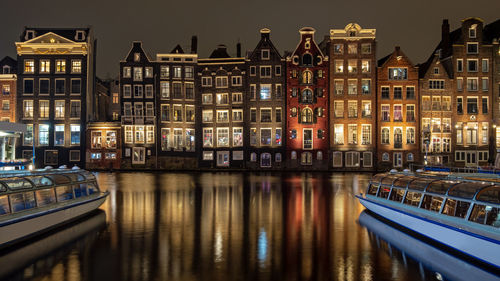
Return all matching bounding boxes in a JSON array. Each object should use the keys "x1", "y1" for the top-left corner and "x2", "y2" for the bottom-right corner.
[{"x1": 3, "y1": 172, "x2": 494, "y2": 281}]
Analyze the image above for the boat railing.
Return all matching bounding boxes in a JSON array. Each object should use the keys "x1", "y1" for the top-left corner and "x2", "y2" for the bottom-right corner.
[{"x1": 409, "y1": 163, "x2": 500, "y2": 175}]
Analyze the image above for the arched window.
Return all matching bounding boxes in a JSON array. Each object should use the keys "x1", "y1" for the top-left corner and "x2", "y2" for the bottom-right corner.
[
  {"x1": 291, "y1": 107, "x2": 297, "y2": 117},
  {"x1": 301, "y1": 89, "x2": 313, "y2": 103},
  {"x1": 382, "y1": 152, "x2": 390, "y2": 161},
  {"x1": 381, "y1": 128, "x2": 390, "y2": 144},
  {"x1": 301, "y1": 152, "x2": 312, "y2": 165},
  {"x1": 394, "y1": 128, "x2": 403, "y2": 148},
  {"x1": 301, "y1": 108, "x2": 313, "y2": 123},
  {"x1": 302, "y1": 54, "x2": 312, "y2": 66},
  {"x1": 302, "y1": 70, "x2": 313, "y2": 84}
]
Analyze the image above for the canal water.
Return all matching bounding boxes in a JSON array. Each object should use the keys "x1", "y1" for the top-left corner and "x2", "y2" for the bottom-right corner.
[{"x1": 2, "y1": 172, "x2": 497, "y2": 281}]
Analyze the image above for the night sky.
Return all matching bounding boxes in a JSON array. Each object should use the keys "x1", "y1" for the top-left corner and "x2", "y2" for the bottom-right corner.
[{"x1": 1, "y1": 0, "x2": 499, "y2": 78}]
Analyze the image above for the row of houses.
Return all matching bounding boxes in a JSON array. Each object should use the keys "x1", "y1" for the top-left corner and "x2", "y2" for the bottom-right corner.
[{"x1": 1, "y1": 17, "x2": 499, "y2": 171}]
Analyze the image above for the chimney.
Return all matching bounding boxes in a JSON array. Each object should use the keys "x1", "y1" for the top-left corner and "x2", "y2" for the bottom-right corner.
[
  {"x1": 441, "y1": 19, "x2": 450, "y2": 57},
  {"x1": 191, "y1": 35, "x2": 198, "y2": 54},
  {"x1": 236, "y1": 42, "x2": 241, "y2": 57},
  {"x1": 260, "y1": 28, "x2": 271, "y2": 40}
]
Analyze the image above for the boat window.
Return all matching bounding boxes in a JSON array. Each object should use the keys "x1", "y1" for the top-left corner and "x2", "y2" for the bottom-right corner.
[
  {"x1": 82, "y1": 171, "x2": 96, "y2": 181},
  {"x1": 469, "y1": 204, "x2": 500, "y2": 228},
  {"x1": 1, "y1": 177, "x2": 34, "y2": 190},
  {"x1": 475, "y1": 186, "x2": 500, "y2": 204},
  {"x1": 420, "y1": 195, "x2": 444, "y2": 212},
  {"x1": 9, "y1": 192, "x2": 36, "y2": 212},
  {"x1": 448, "y1": 182, "x2": 493, "y2": 200},
  {"x1": 408, "y1": 178, "x2": 434, "y2": 191},
  {"x1": 56, "y1": 186, "x2": 74, "y2": 201},
  {"x1": 388, "y1": 188, "x2": 405, "y2": 202},
  {"x1": 381, "y1": 175, "x2": 401, "y2": 186},
  {"x1": 64, "y1": 173, "x2": 86, "y2": 182},
  {"x1": 367, "y1": 184, "x2": 378, "y2": 196},
  {"x1": 36, "y1": 188, "x2": 56, "y2": 207},
  {"x1": 25, "y1": 176, "x2": 53, "y2": 187},
  {"x1": 47, "y1": 174, "x2": 71, "y2": 185},
  {"x1": 74, "y1": 183, "x2": 89, "y2": 198},
  {"x1": 392, "y1": 177, "x2": 414, "y2": 189},
  {"x1": 88, "y1": 183, "x2": 98, "y2": 194},
  {"x1": 0, "y1": 195, "x2": 10, "y2": 215},
  {"x1": 403, "y1": 191, "x2": 422, "y2": 207},
  {"x1": 427, "y1": 180, "x2": 457, "y2": 195},
  {"x1": 377, "y1": 186, "x2": 391, "y2": 199},
  {"x1": 442, "y1": 199, "x2": 470, "y2": 218}
]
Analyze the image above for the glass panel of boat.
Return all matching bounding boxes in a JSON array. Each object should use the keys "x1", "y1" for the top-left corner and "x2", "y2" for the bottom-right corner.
[
  {"x1": 10, "y1": 192, "x2": 36, "y2": 212},
  {"x1": 392, "y1": 177, "x2": 414, "y2": 189},
  {"x1": 427, "y1": 180, "x2": 459, "y2": 194},
  {"x1": 388, "y1": 188, "x2": 405, "y2": 202},
  {"x1": 442, "y1": 199, "x2": 470, "y2": 218},
  {"x1": 35, "y1": 188, "x2": 56, "y2": 207},
  {"x1": 56, "y1": 186, "x2": 74, "y2": 201},
  {"x1": 25, "y1": 176, "x2": 53, "y2": 187},
  {"x1": 47, "y1": 174, "x2": 71, "y2": 185},
  {"x1": 420, "y1": 195, "x2": 444, "y2": 212},
  {"x1": 469, "y1": 204, "x2": 500, "y2": 227},
  {"x1": 2, "y1": 177, "x2": 34, "y2": 190},
  {"x1": 403, "y1": 191, "x2": 422, "y2": 207},
  {"x1": 408, "y1": 178, "x2": 435, "y2": 191},
  {"x1": 475, "y1": 186, "x2": 500, "y2": 204},
  {"x1": 448, "y1": 182, "x2": 494, "y2": 199},
  {"x1": 0, "y1": 195, "x2": 10, "y2": 215},
  {"x1": 381, "y1": 174, "x2": 401, "y2": 186},
  {"x1": 377, "y1": 186, "x2": 391, "y2": 199}
]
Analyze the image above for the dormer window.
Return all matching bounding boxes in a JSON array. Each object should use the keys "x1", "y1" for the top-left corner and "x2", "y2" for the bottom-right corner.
[
  {"x1": 2, "y1": 65, "x2": 11, "y2": 74},
  {"x1": 25, "y1": 30, "x2": 35, "y2": 40},
  {"x1": 75, "y1": 30, "x2": 85, "y2": 41},
  {"x1": 469, "y1": 26, "x2": 477, "y2": 39},
  {"x1": 302, "y1": 54, "x2": 312, "y2": 66},
  {"x1": 434, "y1": 67, "x2": 439, "y2": 74},
  {"x1": 134, "y1": 53, "x2": 140, "y2": 62},
  {"x1": 261, "y1": 49, "x2": 270, "y2": 60}
]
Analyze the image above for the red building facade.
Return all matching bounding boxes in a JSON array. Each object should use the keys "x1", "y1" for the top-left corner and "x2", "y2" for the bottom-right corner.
[{"x1": 286, "y1": 28, "x2": 329, "y2": 169}]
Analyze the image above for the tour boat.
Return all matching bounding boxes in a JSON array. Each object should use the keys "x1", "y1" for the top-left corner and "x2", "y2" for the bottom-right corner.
[
  {"x1": 0, "y1": 168, "x2": 108, "y2": 249},
  {"x1": 358, "y1": 211, "x2": 500, "y2": 280},
  {"x1": 356, "y1": 171, "x2": 500, "y2": 270}
]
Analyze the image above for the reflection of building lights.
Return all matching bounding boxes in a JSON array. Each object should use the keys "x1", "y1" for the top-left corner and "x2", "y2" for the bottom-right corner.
[
  {"x1": 257, "y1": 228, "x2": 268, "y2": 266},
  {"x1": 28, "y1": 164, "x2": 33, "y2": 171},
  {"x1": 214, "y1": 230, "x2": 223, "y2": 263}
]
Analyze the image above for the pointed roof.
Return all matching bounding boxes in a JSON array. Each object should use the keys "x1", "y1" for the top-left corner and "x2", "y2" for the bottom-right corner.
[
  {"x1": 248, "y1": 28, "x2": 283, "y2": 61},
  {"x1": 209, "y1": 45, "x2": 231, "y2": 59},
  {"x1": 378, "y1": 46, "x2": 415, "y2": 68},
  {"x1": 170, "y1": 44, "x2": 185, "y2": 54}
]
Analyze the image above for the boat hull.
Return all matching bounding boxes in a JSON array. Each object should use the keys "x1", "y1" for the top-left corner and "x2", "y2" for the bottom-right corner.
[
  {"x1": 0, "y1": 193, "x2": 108, "y2": 249},
  {"x1": 357, "y1": 195, "x2": 500, "y2": 269}
]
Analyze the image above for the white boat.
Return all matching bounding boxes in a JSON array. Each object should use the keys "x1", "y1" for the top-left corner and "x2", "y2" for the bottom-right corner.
[
  {"x1": 359, "y1": 211, "x2": 500, "y2": 281},
  {"x1": 356, "y1": 172, "x2": 500, "y2": 270},
  {"x1": 0, "y1": 168, "x2": 108, "y2": 249}
]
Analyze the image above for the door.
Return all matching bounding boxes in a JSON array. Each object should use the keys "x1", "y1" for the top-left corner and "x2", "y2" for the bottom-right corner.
[
  {"x1": 217, "y1": 151, "x2": 230, "y2": 167},
  {"x1": 393, "y1": 152, "x2": 402, "y2": 167},
  {"x1": 466, "y1": 151, "x2": 477, "y2": 167}
]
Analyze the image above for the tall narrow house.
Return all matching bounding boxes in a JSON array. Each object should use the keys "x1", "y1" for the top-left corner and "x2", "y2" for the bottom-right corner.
[
  {"x1": 156, "y1": 39, "x2": 198, "y2": 169},
  {"x1": 0, "y1": 56, "x2": 17, "y2": 123},
  {"x1": 196, "y1": 44, "x2": 246, "y2": 168},
  {"x1": 377, "y1": 46, "x2": 419, "y2": 169},
  {"x1": 286, "y1": 27, "x2": 329, "y2": 169},
  {"x1": 246, "y1": 28, "x2": 286, "y2": 169},
  {"x1": 119, "y1": 42, "x2": 156, "y2": 168},
  {"x1": 16, "y1": 27, "x2": 96, "y2": 168},
  {"x1": 329, "y1": 23, "x2": 377, "y2": 170}
]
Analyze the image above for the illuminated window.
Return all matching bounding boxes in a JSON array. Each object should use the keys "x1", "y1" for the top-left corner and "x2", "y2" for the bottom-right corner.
[
  {"x1": 40, "y1": 60, "x2": 50, "y2": 73},
  {"x1": 362, "y1": 125, "x2": 371, "y2": 145},
  {"x1": 23, "y1": 100, "x2": 33, "y2": 118},
  {"x1": 348, "y1": 60, "x2": 357, "y2": 73},
  {"x1": 160, "y1": 82, "x2": 170, "y2": 98},
  {"x1": 335, "y1": 60, "x2": 343, "y2": 73},
  {"x1": 261, "y1": 128, "x2": 272, "y2": 145},
  {"x1": 173, "y1": 66, "x2": 182, "y2": 78},
  {"x1": 203, "y1": 128, "x2": 213, "y2": 147},
  {"x1": 55, "y1": 125, "x2": 65, "y2": 146},
  {"x1": 260, "y1": 84, "x2": 271, "y2": 100},
  {"x1": 161, "y1": 66, "x2": 170, "y2": 78},
  {"x1": 334, "y1": 101, "x2": 344, "y2": 118},
  {"x1": 348, "y1": 124, "x2": 357, "y2": 144},
  {"x1": 71, "y1": 60, "x2": 82, "y2": 73},
  {"x1": 348, "y1": 101, "x2": 358, "y2": 118},
  {"x1": 303, "y1": 129, "x2": 313, "y2": 149},
  {"x1": 39, "y1": 124, "x2": 49, "y2": 145},
  {"x1": 39, "y1": 100, "x2": 49, "y2": 118},
  {"x1": 334, "y1": 125, "x2": 344, "y2": 145},
  {"x1": 361, "y1": 60, "x2": 370, "y2": 73},
  {"x1": 24, "y1": 59, "x2": 34, "y2": 73},
  {"x1": 334, "y1": 44, "x2": 343, "y2": 54},
  {"x1": 217, "y1": 128, "x2": 229, "y2": 147},
  {"x1": 145, "y1": 67, "x2": 153, "y2": 78},
  {"x1": 301, "y1": 108, "x2": 313, "y2": 124},
  {"x1": 335, "y1": 80, "x2": 344, "y2": 95},
  {"x1": 301, "y1": 70, "x2": 313, "y2": 84},
  {"x1": 388, "y1": 68, "x2": 407, "y2": 80}
]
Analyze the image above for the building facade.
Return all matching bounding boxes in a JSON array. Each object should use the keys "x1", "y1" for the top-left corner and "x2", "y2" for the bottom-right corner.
[
  {"x1": 196, "y1": 44, "x2": 246, "y2": 168},
  {"x1": 286, "y1": 27, "x2": 329, "y2": 169},
  {"x1": 119, "y1": 42, "x2": 157, "y2": 168},
  {"x1": 443, "y1": 18, "x2": 495, "y2": 167},
  {"x1": 246, "y1": 28, "x2": 286, "y2": 169},
  {"x1": 419, "y1": 53, "x2": 454, "y2": 165},
  {"x1": 156, "y1": 41, "x2": 197, "y2": 169},
  {"x1": 377, "y1": 46, "x2": 420, "y2": 169},
  {"x1": 329, "y1": 23, "x2": 376, "y2": 170},
  {"x1": 15, "y1": 28, "x2": 95, "y2": 168},
  {"x1": 0, "y1": 56, "x2": 17, "y2": 122}
]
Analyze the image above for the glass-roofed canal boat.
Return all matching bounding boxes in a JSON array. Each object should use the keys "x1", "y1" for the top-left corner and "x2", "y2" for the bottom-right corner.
[
  {"x1": 356, "y1": 171, "x2": 500, "y2": 270},
  {"x1": 0, "y1": 168, "x2": 108, "y2": 249}
]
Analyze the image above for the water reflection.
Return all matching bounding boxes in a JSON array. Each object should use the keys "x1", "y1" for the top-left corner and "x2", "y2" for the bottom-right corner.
[{"x1": 5, "y1": 172, "x2": 482, "y2": 281}]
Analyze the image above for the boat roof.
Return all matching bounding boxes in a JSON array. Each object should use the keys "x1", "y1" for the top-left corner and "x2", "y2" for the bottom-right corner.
[
  {"x1": 0, "y1": 169, "x2": 95, "y2": 193},
  {"x1": 370, "y1": 172, "x2": 500, "y2": 204}
]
